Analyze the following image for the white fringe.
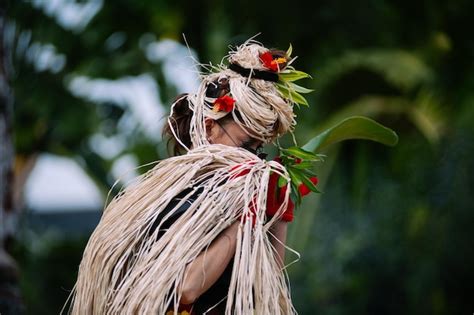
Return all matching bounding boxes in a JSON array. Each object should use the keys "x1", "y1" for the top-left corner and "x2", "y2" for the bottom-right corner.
[{"x1": 66, "y1": 145, "x2": 296, "y2": 314}]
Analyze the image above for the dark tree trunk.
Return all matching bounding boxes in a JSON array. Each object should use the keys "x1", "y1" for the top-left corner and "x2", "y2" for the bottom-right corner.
[{"x1": 0, "y1": 4, "x2": 24, "y2": 315}]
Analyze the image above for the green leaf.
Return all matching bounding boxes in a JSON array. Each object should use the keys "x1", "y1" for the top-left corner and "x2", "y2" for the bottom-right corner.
[
  {"x1": 301, "y1": 168, "x2": 318, "y2": 178},
  {"x1": 289, "y1": 167, "x2": 319, "y2": 193},
  {"x1": 276, "y1": 83, "x2": 309, "y2": 106},
  {"x1": 281, "y1": 146, "x2": 319, "y2": 160},
  {"x1": 300, "y1": 175, "x2": 321, "y2": 193},
  {"x1": 288, "y1": 167, "x2": 304, "y2": 187},
  {"x1": 290, "y1": 189, "x2": 300, "y2": 205},
  {"x1": 290, "y1": 91, "x2": 309, "y2": 106},
  {"x1": 302, "y1": 116, "x2": 399, "y2": 153},
  {"x1": 279, "y1": 70, "x2": 312, "y2": 82},
  {"x1": 286, "y1": 43, "x2": 293, "y2": 57},
  {"x1": 276, "y1": 83, "x2": 291, "y2": 99},
  {"x1": 288, "y1": 169, "x2": 303, "y2": 205},
  {"x1": 289, "y1": 82, "x2": 314, "y2": 94},
  {"x1": 277, "y1": 175, "x2": 288, "y2": 188},
  {"x1": 291, "y1": 161, "x2": 314, "y2": 169}
]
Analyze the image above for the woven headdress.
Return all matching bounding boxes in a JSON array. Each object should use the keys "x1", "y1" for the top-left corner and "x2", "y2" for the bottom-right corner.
[
  {"x1": 66, "y1": 38, "x2": 313, "y2": 315},
  {"x1": 174, "y1": 39, "x2": 311, "y2": 149}
]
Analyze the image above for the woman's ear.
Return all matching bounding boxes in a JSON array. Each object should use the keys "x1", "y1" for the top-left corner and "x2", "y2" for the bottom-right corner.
[{"x1": 204, "y1": 118, "x2": 215, "y2": 142}]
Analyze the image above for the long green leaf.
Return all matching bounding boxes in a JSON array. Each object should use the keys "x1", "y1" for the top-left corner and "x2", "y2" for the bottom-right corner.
[
  {"x1": 276, "y1": 83, "x2": 309, "y2": 106},
  {"x1": 288, "y1": 168, "x2": 304, "y2": 186},
  {"x1": 290, "y1": 90, "x2": 309, "y2": 106},
  {"x1": 291, "y1": 161, "x2": 314, "y2": 169},
  {"x1": 302, "y1": 116, "x2": 398, "y2": 153},
  {"x1": 281, "y1": 146, "x2": 319, "y2": 160},
  {"x1": 279, "y1": 70, "x2": 312, "y2": 82},
  {"x1": 300, "y1": 174, "x2": 321, "y2": 193},
  {"x1": 289, "y1": 82, "x2": 314, "y2": 93},
  {"x1": 276, "y1": 83, "x2": 291, "y2": 99},
  {"x1": 286, "y1": 43, "x2": 293, "y2": 57}
]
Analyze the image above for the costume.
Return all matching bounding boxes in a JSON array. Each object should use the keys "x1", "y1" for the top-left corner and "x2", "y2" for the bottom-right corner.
[{"x1": 66, "y1": 39, "x2": 318, "y2": 315}]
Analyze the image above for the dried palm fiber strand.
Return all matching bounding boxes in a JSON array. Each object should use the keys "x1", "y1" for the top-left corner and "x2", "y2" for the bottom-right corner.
[{"x1": 66, "y1": 39, "x2": 299, "y2": 315}]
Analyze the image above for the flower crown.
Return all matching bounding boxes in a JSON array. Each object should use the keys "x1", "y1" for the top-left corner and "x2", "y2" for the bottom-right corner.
[{"x1": 210, "y1": 44, "x2": 312, "y2": 114}]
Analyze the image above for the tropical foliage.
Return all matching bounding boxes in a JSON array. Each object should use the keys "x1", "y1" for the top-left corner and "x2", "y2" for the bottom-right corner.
[{"x1": 3, "y1": 0, "x2": 474, "y2": 314}]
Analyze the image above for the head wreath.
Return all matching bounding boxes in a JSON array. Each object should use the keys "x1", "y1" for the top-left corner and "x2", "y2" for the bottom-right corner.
[{"x1": 170, "y1": 39, "x2": 312, "y2": 148}]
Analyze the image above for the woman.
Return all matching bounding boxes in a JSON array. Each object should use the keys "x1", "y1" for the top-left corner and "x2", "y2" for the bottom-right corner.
[
  {"x1": 158, "y1": 91, "x2": 293, "y2": 314},
  {"x1": 67, "y1": 39, "x2": 313, "y2": 314}
]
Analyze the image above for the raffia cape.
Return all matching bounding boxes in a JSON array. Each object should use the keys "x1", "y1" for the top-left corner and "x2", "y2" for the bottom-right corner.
[{"x1": 66, "y1": 144, "x2": 297, "y2": 315}]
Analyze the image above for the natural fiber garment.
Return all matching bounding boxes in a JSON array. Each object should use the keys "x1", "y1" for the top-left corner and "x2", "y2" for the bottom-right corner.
[
  {"x1": 65, "y1": 144, "x2": 297, "y2": 315},
  {"x1": 65, "y1": 38, "x2": 308, "y2": 314}
]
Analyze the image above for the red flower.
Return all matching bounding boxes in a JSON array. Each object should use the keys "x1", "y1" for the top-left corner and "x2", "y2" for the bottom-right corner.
[
  {"x1": 259, "y1": 52, "x2": 276, "y2": 71},
  {"x1": 213, "y1": 95, "x2": 235, "y2": 112},
  {"x1": 266, "y1": 170, "x2": 295, "y2": 222},
  {"x1": 298, "y1": 176, "x2": 319, "y2": 196},
  {"x1": 259, "y1": 51, "x2": 287, "y2": 72}
]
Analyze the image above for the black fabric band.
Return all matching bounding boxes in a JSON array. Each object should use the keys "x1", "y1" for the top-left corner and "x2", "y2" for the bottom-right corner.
[{"x1": 229, "y1": 63, "x2": 279, "y2": 83}]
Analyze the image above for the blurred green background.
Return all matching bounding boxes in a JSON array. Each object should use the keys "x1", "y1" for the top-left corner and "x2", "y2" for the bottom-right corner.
[{"x1": 2, "y1": 0, "x2": 474, "y2": 314}]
